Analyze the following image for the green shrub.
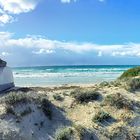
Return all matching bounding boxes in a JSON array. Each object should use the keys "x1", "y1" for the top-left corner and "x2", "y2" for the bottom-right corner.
[
  {"x1": 92, "y1": 111, "x2": 111, "y2": 123},
  {"x1": 53, "y1": 94, "x2": 64, "y2": 101},
  {"x1": 4, "y1": 93, "x2": 29, "y2": 105},
  {"x1": 55, "y1": 127, "x2": 73, "y2": 140},
  {"x1": 103, "y1": 93, "x2": 133, "y2": 110},
  {"x1": 119, "y1": 66, "x2": 140, "y2": 79},
  {"x1": 71, "y1": 89, "x2": 100, "y2": 103},
  {"x1": 41, "y1": 98, "x2": 52, "y2": 120}
]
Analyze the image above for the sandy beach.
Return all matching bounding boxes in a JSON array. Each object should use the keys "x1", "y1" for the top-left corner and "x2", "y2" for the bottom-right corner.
[{"x1": 0, "y1": 76, "x2": 140, "y2": 140}]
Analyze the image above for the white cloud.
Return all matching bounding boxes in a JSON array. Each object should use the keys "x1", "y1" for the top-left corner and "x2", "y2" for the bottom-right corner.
[
  {"x1": 1, "y1": 32, "x2": 140, "y2": 58},
  {"x1": 0, "y1": 0, "x2": 39, "y2": 14},
  {"x1": 0, "y1": 0, "x2": 40, "y2": 25},
  {"x1": 1, "y1": 52, "x2": 10, "y2": 56},
  {"x1": 33, "y1": 49, "x2": 55, "y2": 54},
  {"x1": 60, "y1": 0, "x2": 77, "y2": 3},
  {"x1": 0, "y1": 14, "x2": 14, "y2": 25}
]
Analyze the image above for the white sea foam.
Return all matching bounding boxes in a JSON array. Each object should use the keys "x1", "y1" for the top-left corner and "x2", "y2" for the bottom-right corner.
[{"x1": 12, "y1": 65, "x2": 132, "y2": 86}]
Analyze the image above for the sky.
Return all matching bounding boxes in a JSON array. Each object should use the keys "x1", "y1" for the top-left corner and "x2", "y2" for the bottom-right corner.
[{"x1": 0, "y1": 0, "x2": 140, "y2": 66}]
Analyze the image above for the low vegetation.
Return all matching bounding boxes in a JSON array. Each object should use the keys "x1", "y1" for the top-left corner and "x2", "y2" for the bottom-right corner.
[
  {"x1": 55, "y1": 127, "x2": 74, "y2": 140},
  {"x1": 2, "y1": 92, "x2": 53, "y2": 120},
  {"x1": 53, "y1": 94, "x2": 64, "y2": 101},
  {"x1": 92, "y1": 111, "x2": 112, "y2": 123},
  {"x1": 4, "y1": 92, "x2": 29, "y2": 105},
  {"x1": 41, "y1": 98, "x2": 53, "y2": 120},
  {"x1": 108, "y1": 124, "x2": 138, "y2": 140},
  {"x1": 71, "y1": 89, "x2": 100, "y2": 103},
  {"x1": 73, "y1": 124, "x2": 85, "y2": 139},
  {"x1": 126, "y1": 77, "x2": 140, "y2": 91},
  {"x1": 103, "y1": 93, "x2": 133, "y2": 110},
  {"x1": 119, "y1": 66, "x2": 140, "y2": 79},
  {"x1": 5, "y1": 105, "x2": 15, "y2": 115},
  {"x1": 55, "y1": 125, "x2": 85, "y2": 140}
]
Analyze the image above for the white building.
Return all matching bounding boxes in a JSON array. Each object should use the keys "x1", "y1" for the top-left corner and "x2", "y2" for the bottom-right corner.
[{"x1": 0, "y1": 59, "x2": 14, "y2": 92}]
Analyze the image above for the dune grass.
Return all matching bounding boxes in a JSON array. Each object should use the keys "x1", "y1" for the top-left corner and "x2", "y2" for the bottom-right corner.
[
  {"x1": 103, "y1": 93, "x2": 133, "y2": 110},
  {"x1": 71, "y1": 89, "x2": 100, "y2": 103},
  {"x1": 4, "y1": 92, "x2": 29, "y2": 105},
  {"x1": 55, "y1": 127, "x2": 74, "y2": 140},
  {"x1": 92, "y1": 111, "x2": 112, "y2": 123},
  {"x1": 119, "y1": 66, "x2": 140, "y2": 79}
]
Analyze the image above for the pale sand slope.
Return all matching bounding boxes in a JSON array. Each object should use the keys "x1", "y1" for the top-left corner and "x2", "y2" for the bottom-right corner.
[{"x1": 0, "y1": 81, "x2": 140, "y2": 140}]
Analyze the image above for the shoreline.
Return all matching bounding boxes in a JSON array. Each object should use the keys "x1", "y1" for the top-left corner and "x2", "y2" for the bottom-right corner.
[{"x1": 15, "y1": 83, "x2": 98, "y2": 88}]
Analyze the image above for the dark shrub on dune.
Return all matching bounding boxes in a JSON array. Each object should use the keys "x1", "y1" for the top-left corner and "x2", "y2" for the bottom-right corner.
[{"x1": 71, "y1": 89, "x2": 100, "y2": 103}]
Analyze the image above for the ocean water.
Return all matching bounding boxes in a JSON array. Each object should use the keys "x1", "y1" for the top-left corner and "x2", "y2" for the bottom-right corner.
[{"x1": 12, "y1": 65, "x2": 136, "y2": 87}]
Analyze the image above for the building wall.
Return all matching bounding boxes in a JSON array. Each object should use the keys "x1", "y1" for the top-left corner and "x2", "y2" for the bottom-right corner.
[{"x1": 0, "y1": 67, "x2": 14, "y2": 91}]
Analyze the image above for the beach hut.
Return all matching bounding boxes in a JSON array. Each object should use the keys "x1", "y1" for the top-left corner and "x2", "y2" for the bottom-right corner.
[{"x1": 0, "y1": 59, "x2": 14, "y2": 92}]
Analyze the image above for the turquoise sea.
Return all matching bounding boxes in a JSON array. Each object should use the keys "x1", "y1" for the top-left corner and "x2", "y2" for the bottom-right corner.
[{"x1": 12, "y1": 65, "x2": 137, "y2": 87}]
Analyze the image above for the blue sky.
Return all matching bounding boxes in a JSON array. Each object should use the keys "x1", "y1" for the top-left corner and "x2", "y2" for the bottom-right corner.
[{"x1": 0, "y1": 0, "x2": 140, "y2": 66}]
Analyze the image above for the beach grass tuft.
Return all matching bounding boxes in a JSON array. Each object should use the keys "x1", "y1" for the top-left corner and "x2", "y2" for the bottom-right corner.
[
  {"x1": 126, "y1": 77, "x2": 140, "y2": 91},
  {"x1": 103, "y1": 93, "x2": 133, "y2": 110},
  {"x1": 92, "y1": 111, "x2": 112, "y2": 123},
  {"x1": 4, "y1": 92, "x2": 29, "y2": 105},
  {"x1": 71, "y1": 89, "x2": 100, "y2": 103}
]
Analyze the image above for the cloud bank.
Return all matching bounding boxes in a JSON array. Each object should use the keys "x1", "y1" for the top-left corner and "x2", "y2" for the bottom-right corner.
[
  {"x1": 0, "y1": 32, "x2": 140, "y2": 66},
  {"x1": 0, "y1": 32, "x2": 140, "y2": 57},
  {"x1": 0, "y1": 32, "x2": 139, "y2": 56}
]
